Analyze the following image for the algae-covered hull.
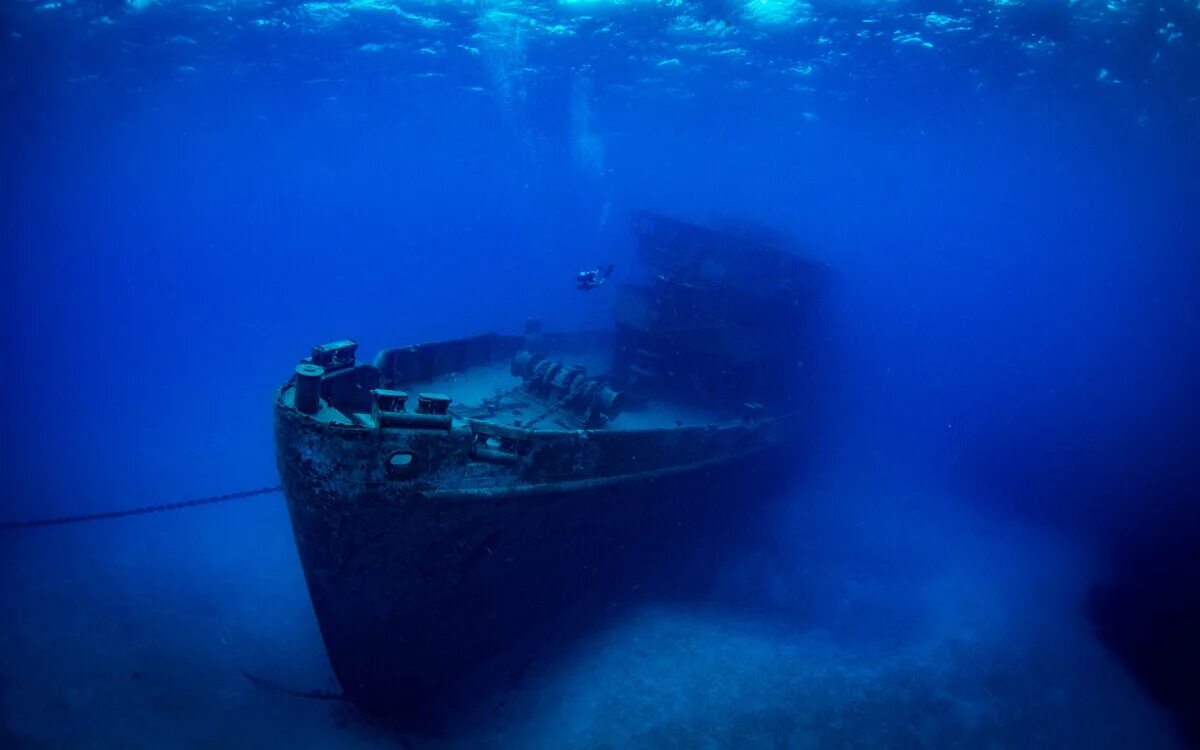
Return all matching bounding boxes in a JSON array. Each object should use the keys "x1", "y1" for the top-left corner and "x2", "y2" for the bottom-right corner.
[{"x1": 276, "y1": 391, "x2": 790, "y2": 714}]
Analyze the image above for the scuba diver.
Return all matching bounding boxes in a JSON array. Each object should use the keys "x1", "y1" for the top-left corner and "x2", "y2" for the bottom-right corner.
[{"x1": 576, "y1": 264, "x2": 614, "y2": 291}]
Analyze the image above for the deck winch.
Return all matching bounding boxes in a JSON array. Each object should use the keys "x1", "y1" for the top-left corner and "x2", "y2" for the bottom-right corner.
[{"x1": 510, "y1": 350, "x2": 623, "y2": 428}]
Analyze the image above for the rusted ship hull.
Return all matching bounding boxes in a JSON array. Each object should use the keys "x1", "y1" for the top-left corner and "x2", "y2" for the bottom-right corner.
[{"x1": 276, "y1": 403, "x2": 792, "y2": 714}]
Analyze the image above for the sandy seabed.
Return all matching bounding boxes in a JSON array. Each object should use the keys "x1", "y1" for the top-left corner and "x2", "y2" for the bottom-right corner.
[{"x1": 0, "y1": 484, "x2": 1184, "y2": 750}]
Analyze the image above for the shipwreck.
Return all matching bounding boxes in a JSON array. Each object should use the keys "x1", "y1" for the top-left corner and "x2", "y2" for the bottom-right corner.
[{"x1": 274, "y1": 211, "x2": 831, "y2": 715}]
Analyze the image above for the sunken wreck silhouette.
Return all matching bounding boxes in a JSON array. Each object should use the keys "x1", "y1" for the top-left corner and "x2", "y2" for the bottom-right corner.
[{"x1": 273, "y1": 211, "x2": 831, "y2": 716}]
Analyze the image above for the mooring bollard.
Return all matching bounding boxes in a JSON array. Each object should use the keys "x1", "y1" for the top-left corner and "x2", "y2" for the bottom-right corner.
[{"x1": 294, "y1": 363, "x2": 325, "y2": 414}]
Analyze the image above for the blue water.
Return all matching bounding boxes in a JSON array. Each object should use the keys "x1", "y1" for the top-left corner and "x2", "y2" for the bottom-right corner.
[{"x1": 2, "y1": 0, "x2": 1198, "y2": 747}]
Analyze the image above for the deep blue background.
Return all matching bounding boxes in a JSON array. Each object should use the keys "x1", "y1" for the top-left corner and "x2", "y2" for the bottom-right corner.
[{"x1": 2, "y1": 0, "x2": 1199, "y2": 744}]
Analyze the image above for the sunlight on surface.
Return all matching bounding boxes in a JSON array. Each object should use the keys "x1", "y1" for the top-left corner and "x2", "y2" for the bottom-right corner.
[{"x1": 741, "y1": 0, "x2": 813, "y2": 25}]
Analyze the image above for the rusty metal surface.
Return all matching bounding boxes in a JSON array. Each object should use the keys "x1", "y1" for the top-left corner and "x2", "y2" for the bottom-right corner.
[
  {"x1": 274, "y1": 335, "x2": 797, "y2": 713},
  {"x1": 275, "y1": 385, "x2": 792, "y2": 714}
]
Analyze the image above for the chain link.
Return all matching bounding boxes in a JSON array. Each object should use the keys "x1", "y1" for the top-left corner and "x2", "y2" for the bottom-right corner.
[{"x1": 0, "y1": 485, "x2": 283, "y2": 530}]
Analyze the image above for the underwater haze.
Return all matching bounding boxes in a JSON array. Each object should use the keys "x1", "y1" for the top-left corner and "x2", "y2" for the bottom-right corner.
[{"x1": 2, "y1": 0, "x2": 1199, "y2": 747}]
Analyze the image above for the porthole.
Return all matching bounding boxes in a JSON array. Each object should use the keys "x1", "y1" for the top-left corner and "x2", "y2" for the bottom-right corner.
[{"x1": 386, "y1": 451, "x2": 418, "y2": 478}]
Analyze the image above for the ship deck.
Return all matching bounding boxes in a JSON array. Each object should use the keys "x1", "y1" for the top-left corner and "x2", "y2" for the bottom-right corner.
[{"x1": 378, "y1": 360, "x2": 731, "y2": 432}]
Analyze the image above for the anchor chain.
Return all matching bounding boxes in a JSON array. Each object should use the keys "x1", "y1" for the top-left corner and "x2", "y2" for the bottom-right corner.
[
  {"x1": 0, "y1": 485, "x2": 283, "y2": 530},
  {"x1": 522, "y1": 389, "x2": 577, "y2": 430}
]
